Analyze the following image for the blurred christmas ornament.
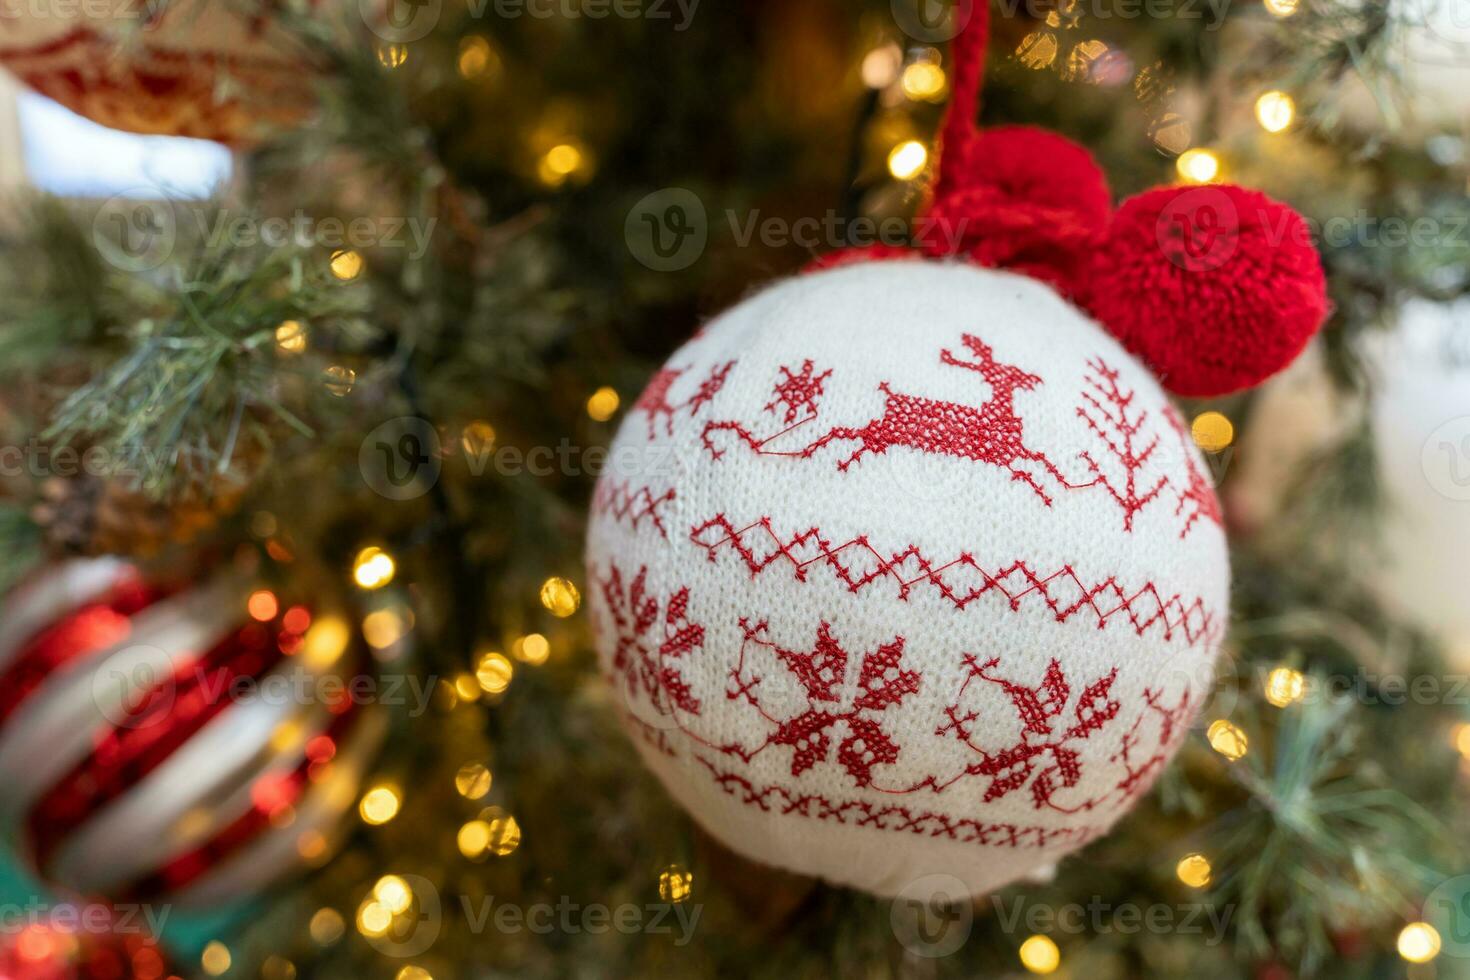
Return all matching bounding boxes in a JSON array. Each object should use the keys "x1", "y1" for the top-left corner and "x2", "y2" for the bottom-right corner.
[
  {"x1": 586, "y1": 1, "x2": 1326, "y2": 897},
  {"x1": 0, "y1": 915, "x2": 177, "y2": 980},
  {"x1": 0, "y1": 558, "x2": 387, "y2": 905},
  {"x1": 1365, "y1": 297, "x2": 1470, "y2": 656},
  {"x1": 0, "y1": 0, "x2": 317, "y2": 143}
]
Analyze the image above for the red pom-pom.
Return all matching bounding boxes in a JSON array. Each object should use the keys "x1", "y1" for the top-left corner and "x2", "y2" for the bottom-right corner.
[
  {"x1": 1082, "y1": 184, "x2": 1328, "y2": 397},
  {"x1": 803, "y1": 243, "x2": 917, "y2": 273},
  {"x1": 925, "y1": 125, "x2": 1111, "y2": 296}
]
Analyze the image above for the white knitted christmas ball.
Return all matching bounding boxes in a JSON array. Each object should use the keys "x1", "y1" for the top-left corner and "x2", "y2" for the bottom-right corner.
[{"x1": 586, "y1": 260, "x2": 1230, "y2": 897}]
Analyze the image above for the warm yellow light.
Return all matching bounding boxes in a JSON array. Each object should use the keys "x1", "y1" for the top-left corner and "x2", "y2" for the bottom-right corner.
[
  {"x1": 374, "y1": 875, "x2": 413, "y2": 914},
  {"x1": 539, "y1": 143, "x2": 587, "y2": 185},
  {"x1": 659, "y1": 865, "x2": 694, "y2": 902},
  {"x1": 453, "y1": 672, "x2": 481, "y2": 703},
  {"x1": 1454, "y1": 722, "x2": 1470, "y2": 759},
  {"x1": 1018, "y1": 934, "x2": 1061, "y2": 974},
  {"x1": 330, "y1": 249, "x2": 364, "y2": 281},
  {"x1": 1176, "y1": 148, "x2": 1220, "y2": 184},
  {"x1": 360, "y1": 785, "x2": 402, "y2": 825},
  {"x1": 309, "y1": 908, "x2": 346, "y2": 946},
  {"x1": 276, "y1": 320, "x2": 307, "y2": 354},
  {"x1": 514, "y1": 633, "x2": 551, "y2": 665},
  {"x1": 458, "y1": 36, "x2": 500, "y2": 80},
  {"x1": 1264, "y1": 667, "x2": 1306, "y2": 708},
  {"x1": 861, "y1": 44, "x2": 902, "y2": 89},
  {"x1": 1207, "y1": 719, "x2": 1249, "y2": 760},
  {"x1": 323, "y1": 365, "x2": 357, "y2": 397},
  {"x1": 586, "y1": 386, "x2": 621, "y2": 421},
  {"x1": 1255, "y1": 91, "x2": 1295, "y2": 133},
  {"x1": 302, "y1": 614, "x2": 351, "y2": 670},
  {"x1": 540, "y1": 577, "x2": 581, "y2": 618},
  {"x1": 476, "y1": 651, "x2": 514, "y2": 695},
  {"x1": 357, "y1": 901, "x2": 392, "y2": 938},
  {"x1": 396, "y1": 968, "x2": 433, "y2": 980},
  {"x1": 1191, "y1": 411, "x2": 1234, "y2": 452},
  {"x1": 376, "y1": 43, "x2": 408, "y2": 69},
  {"x1": 362, "y1": 608, "x2": 409, "y2": 649},
  {"x1": 887, "y1": 140, "x2": 929, "y2": 181},
  {"x1": 486, "y1": 812, "x2": 522, "y2": 855},
  {"x1": 1175, "y1": 853, "x2": 1212, "y2": 888},
  {"x1": 1398, "y1": 922, "x2": 1442, "y2": 963},
  {"x1": 458, "y1": 819, "x2": 492, "y2": 858},
  {"x1": 261, "y1": 955, "x2": 296, "y2": 980},
  {"x1": 901, "y1": 61, "x2": 947, "y2": 101},
  {"x1": 353, "y1": 546, "x2": 397, "y2": 590},
  {"x1": 461, "y1": 420, "x2": 496, "y2": 457},
  {"x1": 201, "y1": 941, "x2": 232, "y2": 977},
  {"x1": 1016, "y1": 30, "x2": 1059, "y2": 70},
  {"x1": 456, "y1": 762, "x2": 493, "y2": 800},
  {"x1": 1263, "y1": 0, "x2": 1298, "y2": 16}
]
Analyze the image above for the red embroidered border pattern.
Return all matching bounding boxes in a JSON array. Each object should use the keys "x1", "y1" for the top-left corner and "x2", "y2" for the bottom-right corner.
[
  {"x1": 590, "y1": 480, "x2": 677, "y2": 540},
  {"x1": 694, "y1": 757, "x2": 1108, "y2": 849},
  {"x1": 687, "y1": 515, "x2": 1220, "y2": 647}
]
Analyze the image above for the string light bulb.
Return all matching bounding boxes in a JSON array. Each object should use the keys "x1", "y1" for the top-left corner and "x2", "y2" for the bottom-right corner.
[
  {"x1": 476, "y1": 651, "x2": 514, "y2": 695},
  {"x1": 458, "y1": 36, "x2": 500, "y2": 80},
  {"x1": 201, "y1": 942, "x2": 232, "y2": 977},
  {"x1": 1175, "y1": 853, "x2": 1212, "y2": 888},
  {"x1": 1207, "y1": 719, "x2": 1249, "y2": 760},
  {"x1": 323, "y1": 365, "x2": 356, "y2": 397},
  {"x1": 540, "y1": 577, "x2": 581, "y2": 617},
  {"x1": 587, "y1": 386, "x2": 621, "y2": 421},
  {"x1": 1453, "y1": 722, "x2": 1470, "y2": 759},
  {"x1": 1176, "y1": 148, "x2": 1221, "y2": 184},
  {"x1": 1398, "y1": 922, "x2": 1441, "y2": 963},
  {"x1": 1264, "y1": 666, "x2": 1306, "y2": 707},
  {"x1": 1255, "y1": 91, "x2": 1295, "y2": 133},
  {"x1": 1263, "y1": 0, "x2": 1299, "y2": 16},
  {"x1": 360, "y1": 784, "x2": 402, "y2": 825},
  {"x1": 275, "y1": 320, "x2": 307, "y2": 354},
  {"x1": 514, "y1": 633, "x2": 551, "y2": 665},
  {"x1": 1190, "y1": 411, "x2": 1234, "y2": 453},
  {"x1": 887, "y1": 140, "x2": 929, "y2": 180},
  {"x1": 1018, "y1": 935, "x2": 1061, "y2": 974},
  {"x1": 901, "y1": 61, "x2": 947, "y2": 101},
  {"x1": 861, "y1": 44, "x2": 902, "y2": 89},
  {"x1": 456, "y1": 762, "x2": 493, "y2": 800},
  {"x1": 659, "y1": 865, "x2": 694, "y2": 902},
  {"x1": 352, "y1": 546, "x2": 397, "y2": 590},
  {"x1": 373, "y1": 875, "x2": 413, "y2": 914},
  {"x1": 329, "y1": 249, "x2": 363, "y2": 281}
]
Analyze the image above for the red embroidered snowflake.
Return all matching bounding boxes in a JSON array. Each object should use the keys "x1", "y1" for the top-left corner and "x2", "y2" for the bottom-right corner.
[
  {"x1": 634, "y1": 361, "x2": 736, "y2": 439},
  {"x1": 765, "y1": 360, "x2": 832, "y2": 423},
  {"x1": 1163, "y1": 406, "x2": 1224, "y2": 539},
  {"x1": 941, "y1": 655, "x2": 1120, "y2": 811},
  {"x1": 766, "y1": 622, "x2": 920, "y2": 787},
  {"x1": 598, "y1": 564, "x2": 704, "y2": 715}
]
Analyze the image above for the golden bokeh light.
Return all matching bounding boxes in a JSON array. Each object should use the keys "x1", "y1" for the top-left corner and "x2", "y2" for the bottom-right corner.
[
  {"x1": 458, "y1": 36, "x2": 500, "y2": 80},
  {"x1": 1207, "y1": 719, "x2": 1249, "y2": 761},
  {"x1": 659, "y1": 865, "x2": 694, "y2": 903},
  {"x1": 329, "y1": 249, "x2": 364, "y2": 281},
  {"x1": 1264, "y1": 0, "x2": 1299, "y2": 16},
  {"x1": 275, "y1": 320, "x2": 307, "y2": 354},
  {"x1": 323, "y1": 364, "x2": 357, "y2": 397},
  {"x1": 461, "y1": 420, "x2": 496, "y2": 457},
  {"x1": 900, "y1": 61, "x2": 947, "y2": 101},
  {"x1": 1398, "y1": 922, "x2": 1441, "y2": 963},
  {"x1": 1175, "y1": 853, "x2": 1212, "y2": 888},
  {"x1": 1191, "y1": 411, "x2": 1234, "y2": 453},
  {"x1": 360, "y1": 785, "x2": 402, "y2": 825},
  {"x1": 456, "y1": 762, "x2": 493, "y2": 800},
  {"x1": 514, "y1": 633, "x2": 551, "y2": 665},
  {"x1": 1018, "y1": 934, "x2": 1061, "y2": 974},
  {"x1": 476, "y1": 651, "x2": 514, "y2": 695},
  {"x1": 860, "y1": 44, "x2": 902, "y2": 89},
  {"x1": 1175, "y1": 148, "x2": 1220, "y2": 184},
  {"x1": 309, "y1": 907, "x2": 346, "y2": 946},
  {"x1": 486, "y1": 812, "x2": 522, "y2": 855},
  {"x1": 1255, "y1": 90, "x2": 1295, "y2": 133},
  {"x1": 1264, "y1": 666, "x2": 1306, "y2": 708},
  {"x1": 586, "y1": 386, "x2": 621, "y2": 421},
  {"x1": 887, "y1": 140, "x2": 929, "y2": 181},
  {"x1": 373, "y1": 875, "x2": 413, "y2": 915},
  {"x1": 353, "y1": 546, "x2": 397, "y2": 590},
  {"x1": 201, "y1": 941, "x2": 232, "y2": 977},
  {"x1": 540, "y1": 577, "x2": 581, "y2": 617}
]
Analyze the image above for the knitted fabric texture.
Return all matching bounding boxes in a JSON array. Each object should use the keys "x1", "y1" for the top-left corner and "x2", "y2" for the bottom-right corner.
[{"x1": 586, "y1": 262, "x2": 1230, "y2": 897}]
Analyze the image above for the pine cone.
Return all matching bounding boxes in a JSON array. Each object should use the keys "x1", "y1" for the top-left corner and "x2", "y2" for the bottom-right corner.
[{"x1": 31, "y1": 473, "x2": 242, "y2": 558}]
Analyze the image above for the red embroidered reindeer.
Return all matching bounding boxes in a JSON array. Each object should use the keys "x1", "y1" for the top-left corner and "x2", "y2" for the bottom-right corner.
[{"x1": 703, "y1": 335, "x2": 1065, "y2": 503}]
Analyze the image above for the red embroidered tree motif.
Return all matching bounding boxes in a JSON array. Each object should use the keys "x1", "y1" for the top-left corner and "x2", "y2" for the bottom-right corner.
[
  {"x1": 1074, "y1": 357, "x2": 1169, "y2": 530},
  {"x1": 1111, "y1": 688, "x2": 1193, "y2": 803},
  {"x1": 1163, "y1": 406, "x2": 1223, "y2": 539},
  {"x1": 767, "y1": 623, "x2": 920, "y2": 787},
  {"x1": 591, "y1": 481, "x2": 676, "y2": 539},
  {"x1": 634, "y1": 360, "x2": 736, "y2": 439},
  {"x1": 942, "y1": 655, "x2": 1120, "y2": 811},
  {"x1": 703, "y1": 335, "x2": 1065, "y2": 503},
  {"x1": 766, "y1": 359, "x2": 832, "y2": 423},
  {"x1": 598, "y1": 564, "x2": 704, "y2": 715}
]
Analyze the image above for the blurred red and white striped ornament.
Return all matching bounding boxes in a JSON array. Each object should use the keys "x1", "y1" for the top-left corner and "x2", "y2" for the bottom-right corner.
[
  {"x1": 0, "y1": 916, "x2": 176, "y2": 980},
  {"x1": 0, "y1": 558, "x2": 387, "y2": 906},
  {"x1": 0, "y1": 0, "x2": 320, "y2": 144}
]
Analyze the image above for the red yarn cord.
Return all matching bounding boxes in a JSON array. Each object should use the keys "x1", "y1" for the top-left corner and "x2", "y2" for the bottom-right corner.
[{"x1": 933, "y1": 0, "x2": 989, "y2": 200}]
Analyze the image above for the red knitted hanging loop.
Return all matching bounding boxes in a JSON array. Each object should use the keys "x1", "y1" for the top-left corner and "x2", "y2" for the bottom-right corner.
[{"x1": 808, "y1": 2, "x2": 1330, "y2": 397}]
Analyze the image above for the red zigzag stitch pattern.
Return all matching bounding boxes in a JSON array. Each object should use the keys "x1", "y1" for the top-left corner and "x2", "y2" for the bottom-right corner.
[
  {"x1": 590, "y1": 481, "x2": 677, "y2": 540},
  {"x1": 688, "y1": 515, "x2": 1219, "y2": 647},
  {"x1": 695, "y1": 757, "x2": 1108, "y2": 849}
]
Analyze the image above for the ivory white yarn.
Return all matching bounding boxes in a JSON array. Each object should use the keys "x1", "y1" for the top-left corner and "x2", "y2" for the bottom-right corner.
[{"x1": 586, "y1": 261, "x2": 1229, "y2": 897}]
